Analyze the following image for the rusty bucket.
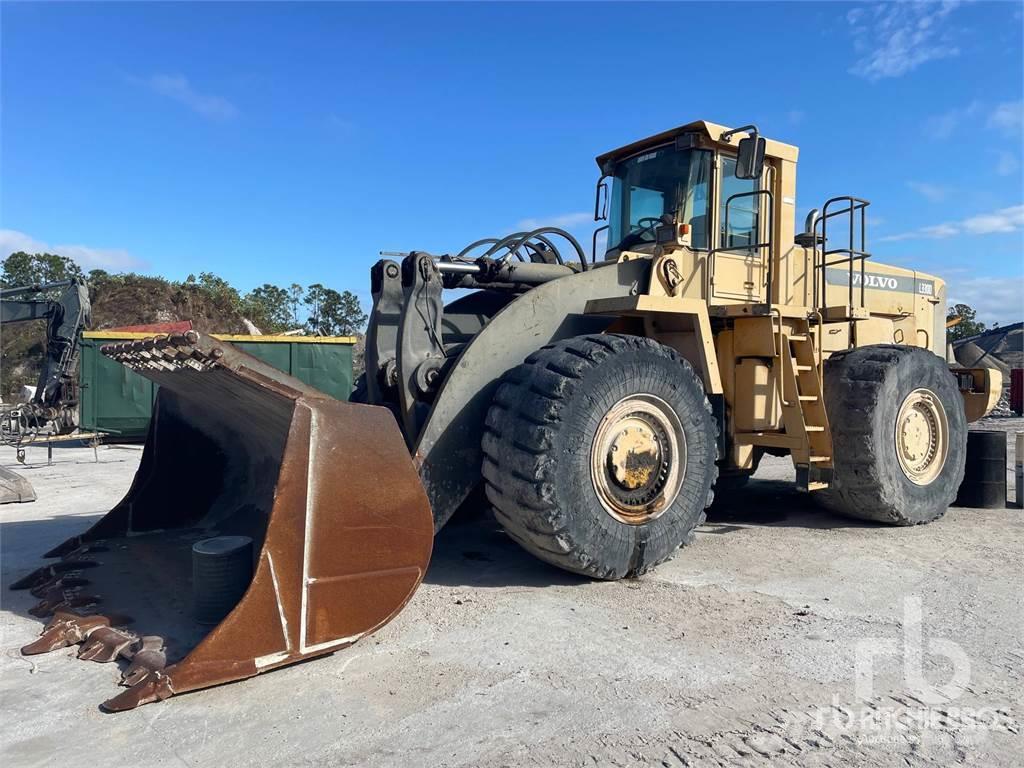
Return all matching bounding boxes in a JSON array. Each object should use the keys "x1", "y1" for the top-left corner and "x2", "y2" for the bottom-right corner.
[{"x1": 11, "y1": 332, "x2": 433, "y2": 711}]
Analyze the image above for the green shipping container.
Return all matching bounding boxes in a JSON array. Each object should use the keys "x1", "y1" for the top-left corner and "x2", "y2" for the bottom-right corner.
[{"x1": 79, "y1": 332, "x2": 356, "y2": 439}]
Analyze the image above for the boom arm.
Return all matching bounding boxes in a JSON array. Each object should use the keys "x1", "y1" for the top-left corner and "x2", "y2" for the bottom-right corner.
[{"x1": 0, "y1": 278, "x2": 91, "y2": 432}]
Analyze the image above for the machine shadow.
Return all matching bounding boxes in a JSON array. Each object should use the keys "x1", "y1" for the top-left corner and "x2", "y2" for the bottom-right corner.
[
  {"x1": 425, "y1": 508, "x2": 588, "y2": 589},
  {"x1": 427, "y1": 471, "x2": 883, "y2": 587},
  {"x1": 2, "y1": 473, "x2": 878, "y2": 617},
  {"x1": 0, "y1": 512, "x2": 105, "y2": 623},
  {"x1": 706, "y1": 477, "x2": 878, "y2": 530}
]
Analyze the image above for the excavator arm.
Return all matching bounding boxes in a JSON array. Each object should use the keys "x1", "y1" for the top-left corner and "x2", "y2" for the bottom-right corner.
[{"x1": 0, "y1": 278, "x2": 91, "y2": 433}]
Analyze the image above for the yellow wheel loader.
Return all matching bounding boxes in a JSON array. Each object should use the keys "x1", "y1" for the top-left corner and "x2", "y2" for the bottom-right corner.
[{"x1": 14, "y1": 120, "x2": 1001, "y2": 710}]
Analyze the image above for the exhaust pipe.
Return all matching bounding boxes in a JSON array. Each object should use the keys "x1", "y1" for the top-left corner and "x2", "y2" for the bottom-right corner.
[{"x1": 11, "y1": 332, "x2": 433, "y2": 711}]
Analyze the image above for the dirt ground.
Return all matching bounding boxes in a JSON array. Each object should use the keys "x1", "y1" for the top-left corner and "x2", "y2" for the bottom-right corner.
[{"x1": 1, "y1": 420, "x2": 1021, "y2": 767}]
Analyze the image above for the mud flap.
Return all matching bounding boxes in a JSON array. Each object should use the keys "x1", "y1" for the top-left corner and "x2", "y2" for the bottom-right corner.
[{"x1": 11, "y1": 332, "x2": 433, "y2": 711}]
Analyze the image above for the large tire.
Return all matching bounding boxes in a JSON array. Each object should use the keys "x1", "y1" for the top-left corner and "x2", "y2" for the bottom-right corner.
[
  {"x1": 822, "y1": 344, "x2": 966, "y2": 525},
  {"x1": 482, "y1": 334, "x2": 718, "y2": 579}
]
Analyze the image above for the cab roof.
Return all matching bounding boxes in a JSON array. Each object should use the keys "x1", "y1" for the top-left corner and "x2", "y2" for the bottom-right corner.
[{"x1": 595, "y1": 120, "x2": 799, "y2": 168}]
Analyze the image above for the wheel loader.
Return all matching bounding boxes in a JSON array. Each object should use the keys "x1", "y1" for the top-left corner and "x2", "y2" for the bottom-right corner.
[{"x1": 13, "y1": 120, "x2": 1002, "y2": 710}]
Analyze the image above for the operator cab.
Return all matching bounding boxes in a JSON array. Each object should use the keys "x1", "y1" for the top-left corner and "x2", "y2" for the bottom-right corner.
[{"x1": 596, "y1": 121, "x2": 775, "y2": 263}]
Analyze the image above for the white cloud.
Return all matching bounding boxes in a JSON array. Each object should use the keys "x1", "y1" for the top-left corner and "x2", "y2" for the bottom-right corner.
[
  {"x1": 847, "y1": 1, "x2": 961, "y2": 80},
  {"x1": 137, "y1": 74, "x2": 238, "y2": 120},
  {"x1": 923, "y1": 101, "x2": 982, "y2": 140},
  {"x1": 947, "y1": 276, "x2": 1024, "y2": 327},
  {"x1": 516, "y1": 212, "x2": 594, "y2": 231},
  {"x1": 961, "y1": 206, "x2": 1024, "y2": 234},
  {"x1": 987, "y1": 101, "x2": 1024, "y2": 136},
  {"x1": 906, "y1": 181, "x2": 950, "y2": 202},
  {"x1": 878, "y1": 204, "x2": 1024, "y2": 242},
  {"x1": 0, "y1": 229, "x2": 145, "y2": 272},
  {"x1": 925, "y1": 101, "x2": 1023, "y2": 142}
]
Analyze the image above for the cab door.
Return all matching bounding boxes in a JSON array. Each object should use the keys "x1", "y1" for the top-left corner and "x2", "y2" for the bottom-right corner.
[{"x1": 710, "y1": 154, "x2": 768, "y2": 303}]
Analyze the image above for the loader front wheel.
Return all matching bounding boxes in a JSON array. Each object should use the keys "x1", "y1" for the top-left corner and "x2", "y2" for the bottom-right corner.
[
  {"x1": 822, "y1": 345, "x2": 967, "y2": 525},
  {"x1": 482, "y1": 334, "x2": 718, "y2": 579}
]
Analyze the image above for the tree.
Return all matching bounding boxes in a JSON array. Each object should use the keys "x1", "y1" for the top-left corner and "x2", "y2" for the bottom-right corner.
[
  {"x1": 304, "y1": 283, "x2": 329, "y2": 334},
  {"x1": 1, "y1": 251, "x2": 83, "y2": 288},
  {"x1": 182, "y1": 271, "x2": 243, "y2": 317},
  {"x1": 946, "y1": 303, "x2": 986, "y2": 342},
  {"x1": 289, "y1": 283, "x2": 304, "y2": 326},
  {"x1": 332, "y1": 290, "x2": 367, "y2": 335},
  {"x1": 304, "y1": 284, "x2": 366, "y2": 336},
  {"x1": 243, "y1": 284, "x2": 294, "y2": 333}
]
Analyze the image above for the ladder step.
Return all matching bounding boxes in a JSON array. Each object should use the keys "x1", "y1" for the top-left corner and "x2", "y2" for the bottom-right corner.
[
  {"x1": 788, "y1": 334, "x2": 808, "y2": 342},
  {"x1": 798, "y1": 395, "x2": 818, "y2": 402},
  {"x1": 809, "y1": 455, "x2": 830, "y2": 463},
  {"x1": 805, "y1": 426, "x2": 825, "y2": 432},
  {"x1": 795, "y1": 364, "x2": 814, "y2": 372}
]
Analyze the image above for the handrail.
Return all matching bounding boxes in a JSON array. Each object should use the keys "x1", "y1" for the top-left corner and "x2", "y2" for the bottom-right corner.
[
  {"x1": 810, "y1": 309, "x2": 824, "y2": 373},
  {"x1": 592, "y1": 224, "x2": 609, "y2": 266},
  {"x1": 812, "y1": 195, "x2": 871, "y2": 315},
  {"x1": 771, "y1": 307, "x2": 793, "y2": 408}
]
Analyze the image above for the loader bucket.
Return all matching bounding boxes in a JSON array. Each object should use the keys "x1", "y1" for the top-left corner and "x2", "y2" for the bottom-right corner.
[{"x1": 11, "y1": 332, "x2": 433, "y2": 711}]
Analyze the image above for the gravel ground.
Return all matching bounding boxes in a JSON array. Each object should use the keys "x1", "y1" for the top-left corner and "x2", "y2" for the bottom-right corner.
[{"x1": 1, "y1": 421, "x2": 1022, "y2": 767}]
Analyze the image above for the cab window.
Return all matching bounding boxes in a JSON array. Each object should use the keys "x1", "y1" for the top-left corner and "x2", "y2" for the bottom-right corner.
[
  {"x1": 719, "y1": 155, "x2": 760, "y2": 253},
  {"x1": 606, "y1": 148, "x2": 712, "y2": 252}
]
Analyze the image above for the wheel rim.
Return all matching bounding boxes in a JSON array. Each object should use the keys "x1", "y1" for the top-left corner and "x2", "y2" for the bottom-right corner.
[
  {"x1": 894, "y1": 388, "x2": 948, "y2": 486},
  {"x1": 590, "y1": 394, "x2": 686, "y2": 525}
]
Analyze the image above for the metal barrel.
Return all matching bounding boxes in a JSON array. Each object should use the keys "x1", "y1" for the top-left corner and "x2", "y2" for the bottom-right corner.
[
  {"x1": 955, "y1": 430, "x2": 1007, "y2": 509},
  {"x1": 193, "y1": 536, "x2": 254, "y2": 625},
  {"x1": 11, "y1": 332, "x2": 433, "y2": 711}
]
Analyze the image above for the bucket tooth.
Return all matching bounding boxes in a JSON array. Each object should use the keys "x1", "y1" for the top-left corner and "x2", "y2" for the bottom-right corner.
[
  {"x1": 22, "y1": 613, "x2": 111, "y2": 655},
  {"x1": 28, "y1": 588, "x2": 101, "y2": 618},
  {"x1": 122, "y1": 637, "x2": 167, "y2": 687},
  {"x1": 29, "y1": 574, "x2": 90, "y2": 598},
  {"x1": 103, "y1": 670, "x2": 175, "y2": 713},
  {"x1": 78, "y1": 627, "x2": 138, "y2": 662},
  {"x1": 10, "y1": 560, "x2": 99, "y2": 591}
]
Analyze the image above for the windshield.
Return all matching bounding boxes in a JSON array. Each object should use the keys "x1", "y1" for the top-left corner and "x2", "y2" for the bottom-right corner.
[{"x1": 606, "y1": 146, "x2": 710, "y2": 253}]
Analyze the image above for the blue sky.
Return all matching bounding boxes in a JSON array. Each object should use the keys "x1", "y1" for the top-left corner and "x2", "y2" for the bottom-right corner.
[{"x1": 2, "y1": 1, "x2": 1022, "y2": 324}]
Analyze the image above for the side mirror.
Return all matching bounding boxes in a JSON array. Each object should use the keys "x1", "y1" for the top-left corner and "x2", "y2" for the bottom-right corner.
[{"x1": 736, "y1": 135, "x2": 766, "y2": 180}]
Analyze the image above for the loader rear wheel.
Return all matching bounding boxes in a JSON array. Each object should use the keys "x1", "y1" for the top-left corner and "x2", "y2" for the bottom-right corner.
[
  {"x1": 822, "y1": 345, "x2": 967, "y2": 525},
  {"x1": 482, "y1": 334, "x2": 718, "y2": 579}
]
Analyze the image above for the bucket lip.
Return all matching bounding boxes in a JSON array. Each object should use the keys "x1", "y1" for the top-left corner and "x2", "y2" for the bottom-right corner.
[{"x1": 192, "y1": 536, "x2": 254, "y2": 555}]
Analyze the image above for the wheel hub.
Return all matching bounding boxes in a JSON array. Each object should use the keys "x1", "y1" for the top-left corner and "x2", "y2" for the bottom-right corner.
[
  {"x1": 591, "y1": 395, "x2": 685, "y2": 525},
  {"x1": 607, "y1": 420, "x2": 662, "y2": 492},
  {"x1": 895, "y1": 388, "x2": 948, "y2": 485}
]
